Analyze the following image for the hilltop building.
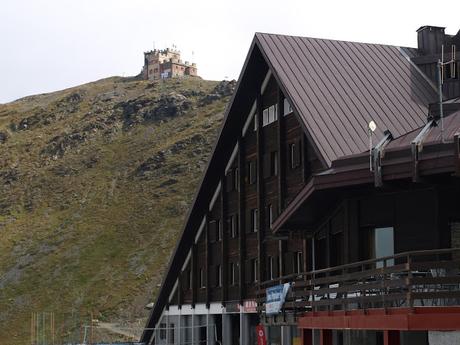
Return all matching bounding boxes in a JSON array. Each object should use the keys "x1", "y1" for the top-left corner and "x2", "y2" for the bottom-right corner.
[
  {"x1": 142, "y1": 47, "x2": 197, "y2": 81},
  {"x1": 141, "y1": 26, "x2": 460, "y2": 345}
]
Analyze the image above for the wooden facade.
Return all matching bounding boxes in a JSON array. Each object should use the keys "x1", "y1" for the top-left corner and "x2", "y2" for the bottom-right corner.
[{"x1": 142, "y1": 26, "x2": 460, "y2": 345}]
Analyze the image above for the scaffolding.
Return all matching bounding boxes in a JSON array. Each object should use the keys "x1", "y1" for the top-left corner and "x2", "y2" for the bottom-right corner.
[{"x1": 31, "y1": 312, "x2": 55, "y2": 345}]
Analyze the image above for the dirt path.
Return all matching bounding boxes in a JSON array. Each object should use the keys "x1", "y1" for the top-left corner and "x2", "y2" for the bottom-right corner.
[{"x1": 97, "y1": 322, "x2": 141, "y2": 340}]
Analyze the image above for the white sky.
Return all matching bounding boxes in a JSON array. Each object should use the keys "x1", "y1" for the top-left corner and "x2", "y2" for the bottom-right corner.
[{"x1": 1, "y1": 0, "x2": 459, "y2": 103}]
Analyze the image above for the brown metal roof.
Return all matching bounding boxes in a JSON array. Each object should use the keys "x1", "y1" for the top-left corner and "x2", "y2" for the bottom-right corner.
[
  {"x1": 386, "y1": 109, "x2": 460, "y2": 149},
  {"x1": 255, "y1": 33, "x2": 439, "y2": 166}
]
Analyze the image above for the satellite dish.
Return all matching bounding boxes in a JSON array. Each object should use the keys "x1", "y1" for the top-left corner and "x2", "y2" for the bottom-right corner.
[{"x1": 368, "y1": 120, "x2": 377, "y2": 133}]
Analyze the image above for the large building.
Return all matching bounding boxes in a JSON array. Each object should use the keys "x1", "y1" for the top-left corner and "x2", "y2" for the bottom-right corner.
[
  {"x1": 142, "y1": 47, "x2": 198, "y2": 81},
  {"x1": 141, "y1": 26, "x2": 460, "y2": 345}
]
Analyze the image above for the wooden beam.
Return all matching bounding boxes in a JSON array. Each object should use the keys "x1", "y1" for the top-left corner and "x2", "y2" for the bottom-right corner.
[
  {"x1": 277, "y1": 87, "x2": 285, "y2": 211},
  {"x1": 301, "y1": 133, "x2": 309, "y2": 183},
  {"x1": 256, "y1": 94, "x2": 266, "y2": 283},
  {"x1": 220, "y1": 176, "x2": 228, "y2": 304},
  {"x1": 191, "y1": 243, "x2": 197, "y2": 307},
  {"x1": 178, "y1": 275, "x2": 183, "y2": 308},
  {"x1": 238, "y1": 136, "x2": 246, "y2": 302},
  {"x1": 205, "y1": 214, "x2": 210, "y2": 307}
]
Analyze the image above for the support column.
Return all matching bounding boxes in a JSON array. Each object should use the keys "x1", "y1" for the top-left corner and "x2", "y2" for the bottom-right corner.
[
  {"x1": 178, "y1": 310, "x2": 181, "y2": 345},
  {"x1": 222, "y1": 314, "x2": 232, "y2": 345},
  {"x1": 301, "y1": 329, "x2": 313, "y2": 345},
  {"x1": 320, "y1": 329, "x2": 332, "y2": 345},
  {"x1": 191, "y1": 310, "x2": 195, "y2": 345},
  {"x1": 384, "y1": 330, "x2": 400, "y2": 345},
  {"x1": 241, "y1": 312, "x2": 250, "y2": 345}
]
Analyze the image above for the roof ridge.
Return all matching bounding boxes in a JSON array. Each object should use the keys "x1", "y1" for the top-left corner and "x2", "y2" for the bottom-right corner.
[{"x1": 255, "y1": 32, "x2": 416, "y2": 50}]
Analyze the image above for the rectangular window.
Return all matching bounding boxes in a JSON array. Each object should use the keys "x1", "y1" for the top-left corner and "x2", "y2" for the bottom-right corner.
[
  {"x1": 216, "y1": 265, "x2": 222, "y2": 287},
  {"x1": 233, "y1": 168, "x2": 239, "y2": 191},
  {"x1": 160, "y1": 323, "x2": 166, "y2": 340},
  {"x1": 268, "y1": 256, "x2": 274, "y2": 280},
  {"x1": 293, "y1": 251, "x2": 303, "y2": 274},
  {"x1": 268, "y1": 105, "x2": 275, "y2": 123},
  {"x1": 374, "y1": 227, "x2": 394, "y2": 268},
  {"x1": 169, "y1": 324, "x2": 175, "y2": 344},
  {"x1": 283, "y1": 98, "x2": 293, "y2": 116},
  {"x1": 199, "y1": 268, "x2": 205, "y2": 288},
  {"x1": 229, "y1": 214, "x2": 238, "y2": 238},
  {"x1": 251, "y1": 258, "x2": 259, "y2": 282},
  {"x1": 262, "y1": 108, "x2": 269, "y2": 126},
  {"x1": 361, "y1": 227, "x2": 394, "y2": 268},
  {"x1": 251, "y1": 209, "x2": 258, "y2": 232},
  {"x1": 268, "y1": 204, "x2": 273, "y2": 227},
  {"x1": 270, "y1": 151, "x2": 278, "y2": 176},
  {"x1": 290, "y1": 143, "x2": 300, "y2": 169},
  {"x1": 216, "y1": 219, "x2": 222, "y2": 241},
  {"x1": 262, "y1": 105, "x2": 278, "y2": 127},
  {"x1": 248, "y1": 160, "x2": 257, "y2": 184},
  {"x1": 229, "y1": 262, "x2": 236, "y2": 285}
]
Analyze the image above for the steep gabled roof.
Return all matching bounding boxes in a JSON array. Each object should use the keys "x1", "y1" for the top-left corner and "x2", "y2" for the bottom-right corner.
[
  {"x1": 141, "y1": 32, "x2": 440, "y2": 343},
  {"x1": 255, "y1": 33, "x2": 439, "y2": 166}
]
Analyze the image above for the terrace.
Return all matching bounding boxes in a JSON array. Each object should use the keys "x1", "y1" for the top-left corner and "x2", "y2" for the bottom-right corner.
[{"x1": 257, "y1": 247, "x2": 460, "y2": 330}]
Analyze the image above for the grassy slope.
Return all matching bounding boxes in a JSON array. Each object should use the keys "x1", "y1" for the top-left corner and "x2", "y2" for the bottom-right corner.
[{"x1": 0, "y1": 77, "x2": 228, "y2": 344}]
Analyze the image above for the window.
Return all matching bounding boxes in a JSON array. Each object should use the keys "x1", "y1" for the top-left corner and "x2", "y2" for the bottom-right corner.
[
  {"x1": 268, "y1": 204, "x2": 274, "y2": 227},
  {"x1": 248, "y1": 160, "x2": 257, "y2": 184},
  {"x1": 283, "y1": 98, "x2": 293, "y2": 116},
  {"x1": 251, "y1": 258, "x2": 259, "y2": 282},
  {"x1": 229, "y1": 214, "x2": 238, "y2": 238},
  {"x1": 290, "y1": 143, "x2": 300, "y2": 169},
  {"x1": 233, "y1": 168, "x2": 239, "y2": 191},
  {"x1": 262, "y1": 105, "x2": 278, "y2": 127},
  {"x1": 262, "y1": 108, "x2": 269, "y2": 126},
  {"x1": 226, "y1": 168, "x2": 238, "y2": 192},
  {"x1": 159, "y1": 323, "x2": 167, "y2": 340},
  {"x1": 169, "y1": 324, "x2": 175, "y2": 344},
  {"x1": 199, "y1": 268, "x2": 205, "y2": 288},
  {"x1": 229, "y1": 262, "x2": 236, "y2": 285},
  {"x1": 268, "y1": 256, "x2": 275, "y2": 280},
  {"x1": 270, "y1": 151, "x2": 278, "y2": 176},
  {"x1": 361, "y1": 227, "x2": 394, "y2": 268},
  {"x1": 251, "y1": 209, "x2": 258, "y2": 232},
  {"x1": 293, "y1": 251, "x2": 303, "y2": 274},
  {"x1": 216, "y1": 265, "x2": 222, "y2": 287},
  {"x1": 216, "y1": 219, "x2": 222, "y2": 241}
]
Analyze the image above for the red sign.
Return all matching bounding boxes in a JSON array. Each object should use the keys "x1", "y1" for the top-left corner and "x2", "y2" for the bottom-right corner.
[{"x1": 256, "y1": 324, "x2": 267, "y2": 345}]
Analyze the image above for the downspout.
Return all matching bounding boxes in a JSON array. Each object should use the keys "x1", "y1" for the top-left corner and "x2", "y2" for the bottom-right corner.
[
  {"x1": 411, "y1": 120, "x2": 435, "y2": 182},
  {"x1": 372, "y1": 130, "x2": 393, "y2": 187}
]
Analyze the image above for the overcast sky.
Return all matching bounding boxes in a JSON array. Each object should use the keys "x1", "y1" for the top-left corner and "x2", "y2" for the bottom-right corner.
[{"x1": 1, "y1": 0, "x2": 459, "y2": 103}]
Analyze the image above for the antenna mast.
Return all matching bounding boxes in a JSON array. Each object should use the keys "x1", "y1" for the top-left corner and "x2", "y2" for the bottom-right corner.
[{"x1": 437, "y1": 44, "x2": 456, "y2": 143}]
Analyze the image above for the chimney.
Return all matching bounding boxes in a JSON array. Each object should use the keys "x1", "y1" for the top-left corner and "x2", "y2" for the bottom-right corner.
[{"x1": 417, "y1": 26, "x2": 446, "y2": 55}]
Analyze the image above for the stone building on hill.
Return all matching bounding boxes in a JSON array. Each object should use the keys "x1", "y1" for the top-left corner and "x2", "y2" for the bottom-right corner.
[{"x1": 142, "y1": 47, "x2": 198, "y2": 81}]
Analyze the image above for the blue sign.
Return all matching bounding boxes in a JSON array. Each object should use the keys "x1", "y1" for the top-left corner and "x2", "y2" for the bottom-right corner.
[{"x1": 266, "y1": 283, "x2": 290, "y2": 315}]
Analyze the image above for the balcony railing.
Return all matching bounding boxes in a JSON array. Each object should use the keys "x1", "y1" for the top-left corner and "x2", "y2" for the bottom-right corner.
[{"x1": 256, "y1": 248, "x2": 460, "y2": 316}]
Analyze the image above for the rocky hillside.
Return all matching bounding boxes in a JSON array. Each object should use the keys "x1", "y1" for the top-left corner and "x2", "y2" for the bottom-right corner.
[{"x1": 0, "y1": 76, "x2": 235, "y2": 344}]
